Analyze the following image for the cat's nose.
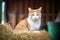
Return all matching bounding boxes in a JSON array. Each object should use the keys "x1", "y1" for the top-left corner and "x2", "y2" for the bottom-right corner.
[{"x1": 34, "y1": 18, "x2": 37, "y2": 20}]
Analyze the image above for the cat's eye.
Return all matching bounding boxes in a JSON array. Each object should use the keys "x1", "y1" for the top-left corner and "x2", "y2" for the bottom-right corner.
[
  {"x1": 37, "y1": 14, "x2": 39, "y2": 16},
  {"x1": 32, "y1": 14, "x2": 34, "y2": 16}
]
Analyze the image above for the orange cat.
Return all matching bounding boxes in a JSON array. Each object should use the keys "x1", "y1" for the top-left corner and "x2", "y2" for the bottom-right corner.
[{"x1": 15, "y1": 7, "x2": 42, "y2": 31}]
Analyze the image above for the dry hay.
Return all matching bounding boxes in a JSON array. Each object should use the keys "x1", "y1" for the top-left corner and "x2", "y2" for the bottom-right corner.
[
  {"x1": 0, "y1": 24, "x2": 13, "y2": 40},
  {"x1": 0, "y1": 24, "x2": 51, "y2": 40},
  {"x1": 12, "y1": 30, "x2": 51, "y2": 40}
]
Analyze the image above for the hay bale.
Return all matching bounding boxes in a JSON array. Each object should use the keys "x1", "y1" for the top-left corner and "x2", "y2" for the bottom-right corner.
[
  {"x1": 12, "y1": 30, "x2": 51, "y2": 40},
  {"x1": 0, "y1": 24, "x2": 51, "y2": 40},
  {"x1": 0, "y1": 24, "x2": 13, "y2": 40}
]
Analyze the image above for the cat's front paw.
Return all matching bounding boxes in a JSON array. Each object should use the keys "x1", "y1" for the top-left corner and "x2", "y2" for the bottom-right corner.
[{"x1": 32, "y1": 31, "x2": 40, "y2": 33}]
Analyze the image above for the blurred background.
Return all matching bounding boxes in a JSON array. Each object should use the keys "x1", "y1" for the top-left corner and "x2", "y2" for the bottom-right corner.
[{"x1": 1, "y1": 0, "x2": 60, "y2": 28}]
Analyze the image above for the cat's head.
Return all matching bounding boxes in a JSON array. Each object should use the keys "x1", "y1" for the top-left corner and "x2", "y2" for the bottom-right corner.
[{"x1": 28, "y1": 7, "x2": 42, "y2": 22}]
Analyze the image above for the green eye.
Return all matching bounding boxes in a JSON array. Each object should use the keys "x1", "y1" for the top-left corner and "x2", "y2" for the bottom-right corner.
[
  {"x1": 37, "y1": 14, "x2": 39, "y2": 16},
  {"x1": 32, "y1": 14, "x2": 34, "y2": 16}
]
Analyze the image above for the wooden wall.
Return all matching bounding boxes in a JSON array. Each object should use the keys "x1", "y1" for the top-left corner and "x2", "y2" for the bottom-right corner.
[{"x1": 6, "y1": 0, "x2": 60, "y2": 28}]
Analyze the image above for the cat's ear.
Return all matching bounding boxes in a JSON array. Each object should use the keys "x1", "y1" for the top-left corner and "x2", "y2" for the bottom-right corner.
[
  {"x1": 28, "y1": 8, "x2": 32, "y2": 12},
  {"x1": 38, "y1": 7, "x2": 42, "y2": 12}
]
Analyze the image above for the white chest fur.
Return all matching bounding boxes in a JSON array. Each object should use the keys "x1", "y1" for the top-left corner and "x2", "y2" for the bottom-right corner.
[{"x1": 27, "y1": 18, "x2": 41, "y2": 31}]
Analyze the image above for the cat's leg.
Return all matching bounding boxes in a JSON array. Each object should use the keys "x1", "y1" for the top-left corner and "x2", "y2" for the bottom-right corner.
[{"x1": 8, "y1": 13, "x2": 16, "y2": 29}]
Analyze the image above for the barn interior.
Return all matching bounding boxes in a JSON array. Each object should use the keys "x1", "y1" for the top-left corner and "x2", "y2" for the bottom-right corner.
[{"x1": 0, "y1": 0, "x2": 60, "y2": 40}]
